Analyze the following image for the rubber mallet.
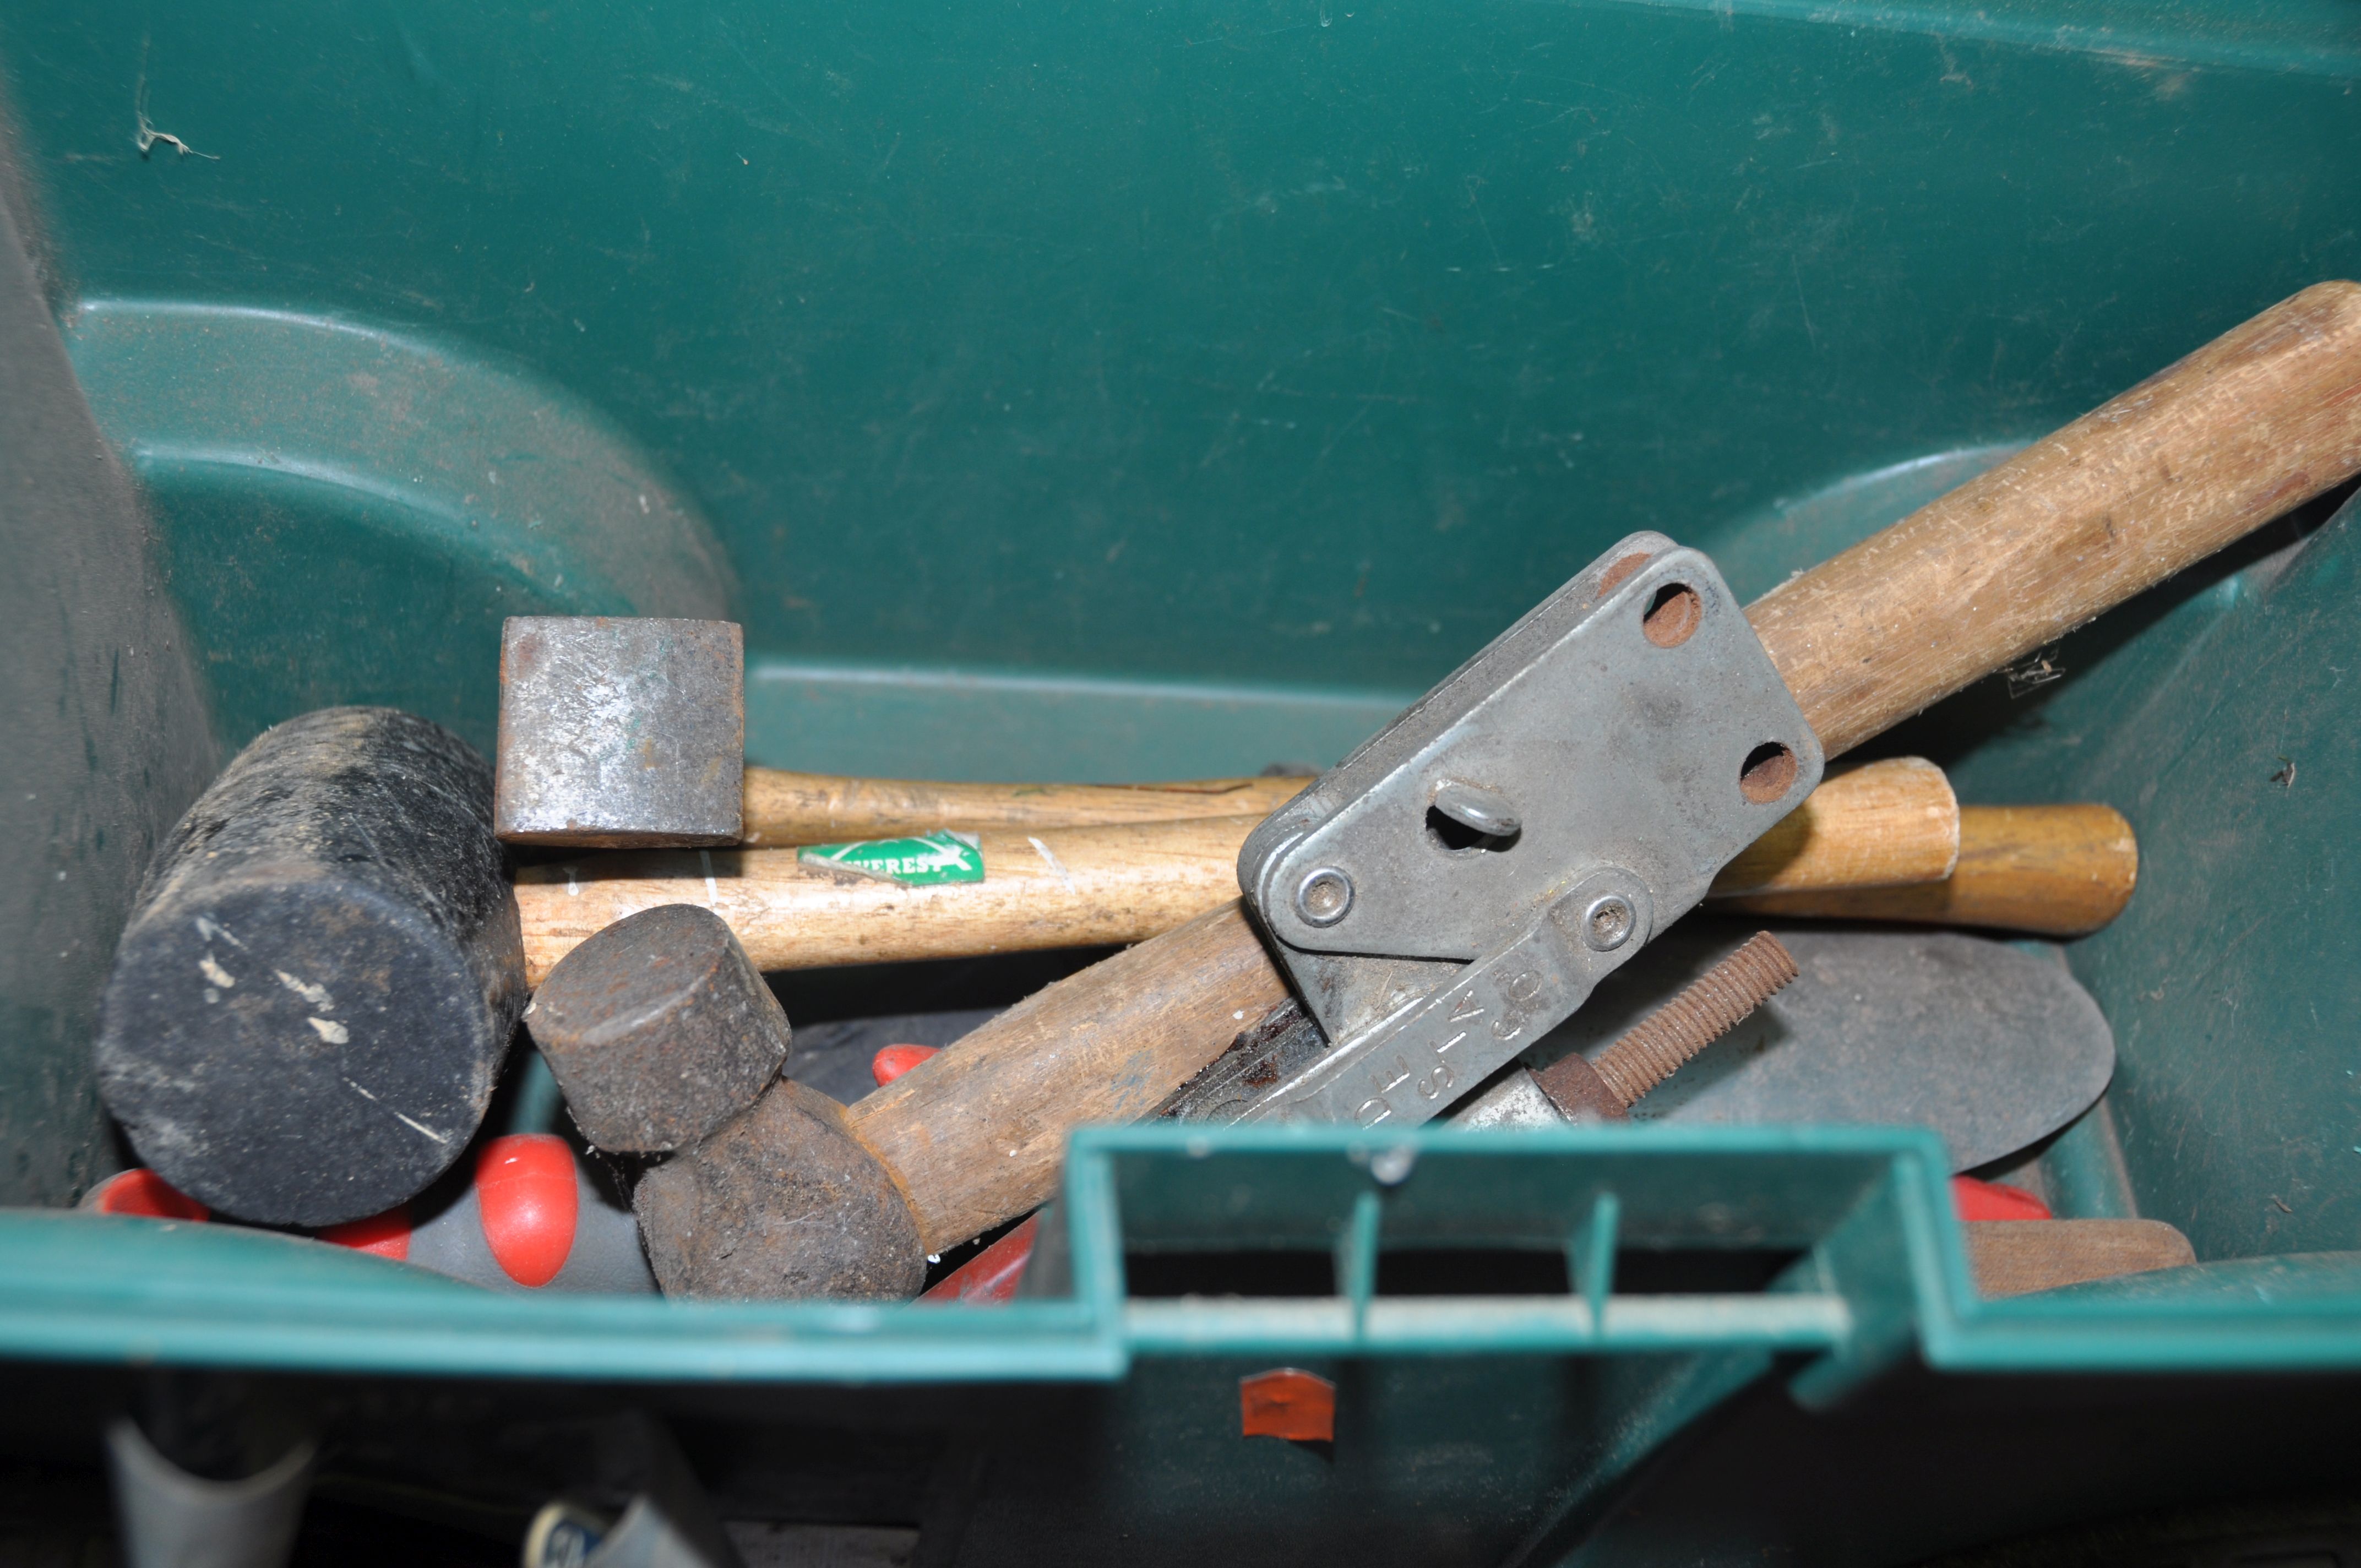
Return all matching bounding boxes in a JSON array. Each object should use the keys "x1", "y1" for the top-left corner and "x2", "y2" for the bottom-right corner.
[
  {"x1": 526, "y1": 903, "x2": 923, "y2": 1297},
  {"x1": 94, "y1": 707, "x2": 526, "y2": 1227},
  {"x1": 681, "y1": 281, "x2": 2361, "y2": 1283},
  {"x1": 635, "y1": 902, "x2": 1278, "y2": 1297},
  {"x1": 524, "y1": 902, "x2": 792, "y2": 1154},
  {"x1": 490, "y1": 614, "x2": 1307, "y2": 849}
]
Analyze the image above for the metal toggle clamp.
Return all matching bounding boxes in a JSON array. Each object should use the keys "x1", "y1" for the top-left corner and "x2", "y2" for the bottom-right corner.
[{"x1": 1218, "y1": 532, "x2": 1824, "y2": 1129}]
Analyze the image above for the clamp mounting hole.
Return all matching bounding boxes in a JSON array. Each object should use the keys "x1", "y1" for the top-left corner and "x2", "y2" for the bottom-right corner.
[
  {"x1": 1426, "y1": 805, "x2": 1519, "y2": 854},
  {"x1": 1739, "y1": 742, "x2": 1798, "y2": 804},
  {"x1": 1642, "y1": 583, "x2": 1702, "y2": 647}
]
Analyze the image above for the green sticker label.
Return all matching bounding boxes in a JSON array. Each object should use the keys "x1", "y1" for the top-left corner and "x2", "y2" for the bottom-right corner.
[{"x1": 798, "y1": 830, "x2": 984, "y2": 886}]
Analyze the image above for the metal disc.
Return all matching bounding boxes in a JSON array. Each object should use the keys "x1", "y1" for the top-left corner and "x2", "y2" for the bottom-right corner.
[{"x1": 1510, "y1": 918, "x2": 2115, "y2": 1171}]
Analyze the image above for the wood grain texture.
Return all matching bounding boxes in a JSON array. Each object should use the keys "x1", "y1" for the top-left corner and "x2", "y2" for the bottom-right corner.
[
  {"x1": 845, "y1": 900, "x2": 1293, "y2": 1252},
  {"x1": 639, "y1": 287, "x2": 2354, "y2": 1268},
  {"x1": 523, "y1": 767, "x2": 1992, "y2": 985},
  {"x1": 739, "y1": 769, "x2": 1308, "y2": 846},
  {"x1": 1966, "y1": 1219, "x2": 2195, "y2": 1298},
  {"x1": 1749, "y1": 281, "x2": 2361, "y2": 756},
  {"x1": 1707, "y1": 756, "x2": 1956, "y2": 896},
  {"x1": 514, "y1": 816, "x2": 1261, "y2": 987},
  {"x1": 1715, "y1": 803, "x2": 2137, "y2": 937}
]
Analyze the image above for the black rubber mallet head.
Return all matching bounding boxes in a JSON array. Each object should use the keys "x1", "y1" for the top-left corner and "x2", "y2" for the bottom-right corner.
[
  {"x1": 524, "y1": 902, "x2": 924, "y2": 1299},
  {"x1": 94, "y1": 707, "x2": 526, "y2": 1227},
  {"x1": 634, "y1": 1080, "x2": 929, "y2": 1301},
  {"x1": 524, "y1": 902, "x2": 791, "y2": 1154}
]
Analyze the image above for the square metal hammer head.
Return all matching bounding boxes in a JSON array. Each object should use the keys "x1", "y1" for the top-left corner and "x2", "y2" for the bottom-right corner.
[{"x1": 496, "y1": 617, "x2": 744, "y2": 847}]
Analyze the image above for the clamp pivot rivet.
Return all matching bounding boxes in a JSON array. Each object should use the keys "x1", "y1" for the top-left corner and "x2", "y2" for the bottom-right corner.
[
  {"x1": 1581, "y1": 893, "x2": 1635, "y2": 952},
  {"x1": 1296, "y1": 868, "x2": 1354, "y2": 927}
]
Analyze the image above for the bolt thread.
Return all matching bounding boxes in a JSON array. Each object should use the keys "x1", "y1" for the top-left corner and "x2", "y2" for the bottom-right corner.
[{"x1": 1591, "y1": 932, "x2": 1799, "y2": 1108}]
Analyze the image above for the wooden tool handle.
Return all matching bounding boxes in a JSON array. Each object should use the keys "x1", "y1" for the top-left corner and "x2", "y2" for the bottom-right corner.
[
  {"x1": 514, "y1": 816, "x2": 1261, "y2": 987},
  {"x1": 739, "y1": 768, "x2": 1309, "y2": 846},
  {"x1": 520, "y1": 764, "x2": 1970, "y2": 984},
  {"x1": 1750, "y1": 281, "x2": 2361, "y2": 756},
  {"x1": 1965, "y1": 1219, "x2": 2194, "y2": 1298},
  {"x1": 1713, "y1": 803, "x2": 2136, "y2": 937},
  {"x1": 845, "y1": 901, "x2": 1292, "y2": 1253},
  {"x1": 1706, "y1": 756, "x2": 1956, "y2": 897},
  {"x1": 856, "y1": 290, "x2": 2357, "y2": 1261}
]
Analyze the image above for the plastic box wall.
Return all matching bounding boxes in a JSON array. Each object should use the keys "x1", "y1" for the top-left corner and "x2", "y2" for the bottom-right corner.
[{"x1": 2, "y1": 2, "x2": 2361, "y2": 1564}]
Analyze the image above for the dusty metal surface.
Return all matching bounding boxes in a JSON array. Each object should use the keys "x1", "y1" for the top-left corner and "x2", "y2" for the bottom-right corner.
[
  {"x1": 1233, "y1": 535, "x2": 1821, "y2": 1128},
  {"x1": 494, "y1": 617, "x2": 744, "y2": 848},
  {"x1": 1460, "y1": 920, "x2": 2115, "y2": 1172},
  {"x1": 526, "y1": 903, "x2": 789, "y2": 1155},
  {"x1": 0, "y1": 183, "x2": 217, "y2": 1207}
]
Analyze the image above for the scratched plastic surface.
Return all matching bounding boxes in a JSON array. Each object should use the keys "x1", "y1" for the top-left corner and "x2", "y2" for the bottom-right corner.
[{"x1": 4, "y1": 2, "x2": 2361, "y2": 1561}]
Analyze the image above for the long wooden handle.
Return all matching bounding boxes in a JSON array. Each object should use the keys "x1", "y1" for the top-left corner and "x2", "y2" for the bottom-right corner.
[
  {"x1": 740, "y1": 769, "x2": 1309, "y2": 846},
  {"x1": 514, "y1": 817, "x2": 1261, "y2": 987},
  {"x1": 1715, "y1": 803, "x2": 2137, "y2": 937},
  {"x1": 519, "y1": 763, "x2": 1968, "y2": 984},
  {"x1": 1706, "y1": 756, "x2": 1956, "y2": 897},
  {"x1": 845, "y1": 901, "x2": 1291, "y2": 1253},
  {"x1": 1750, "y1": 281, "x2": 2361, "y2": 756},
  {"x1": 855, "y1": 285, "x2": 2361, "y2": 1258}
]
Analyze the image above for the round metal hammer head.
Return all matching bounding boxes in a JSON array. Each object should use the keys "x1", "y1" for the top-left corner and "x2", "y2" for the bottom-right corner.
[
  {"x1": 635, "y1": 1080, "x2": 928, "y2": 1300},
  {"x1": 494, "y1": 616, "x2": 743, "y2": 847},
  {"x1": 526, "y1": 903, "x2": 788, "y2": 1152}
]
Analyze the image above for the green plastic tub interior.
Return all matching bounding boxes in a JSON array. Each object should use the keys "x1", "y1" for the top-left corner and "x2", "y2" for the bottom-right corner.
[{"x1": 2, "y1": 0, "x2": 2360, "y2": 1406}]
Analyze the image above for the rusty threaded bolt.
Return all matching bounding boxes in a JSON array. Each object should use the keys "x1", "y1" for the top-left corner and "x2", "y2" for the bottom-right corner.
[{"x1": 1588, "y1": 931, "x2": 1800, "y2": 1108}]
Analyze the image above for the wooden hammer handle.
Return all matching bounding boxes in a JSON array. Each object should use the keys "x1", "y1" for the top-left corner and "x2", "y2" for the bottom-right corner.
[
  {"x1": 825, "y1": 809, "x2": 2114, "y2": 1250},
  {"x1": 853, "y1": 285, "x2": 2361, "y2": 1259},
  {"x1": 519, "y1": 762, "x2": 1982, "y2": 983},
  {"x1": 1966, "y1": 1219, "x2": 2194, "y2": 1298},
  {"x1": 515, "y1": 816, "x2": 1260, "y2": 988},
  {"x1": 740, "y1": 769, "x2": 1308, "y2": 846},
  {"x1": 1705, "y1": 756, "x2": 1956, "y2": 897},
  {"x1": 1712, "y1": 803, "x2": 2137, "y2": 937},
  {"x1": 1750, "y1": 281, "x2": 2361, "y2": 756},
  {"x1": 846, "y1": 901, "x2": 1291, "y2": 1253}
]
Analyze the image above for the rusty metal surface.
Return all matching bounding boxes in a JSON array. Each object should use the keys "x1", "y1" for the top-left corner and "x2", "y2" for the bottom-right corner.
[
  {"x1": 1588, "y1": 931, "x2": 1799, "y2": 1107},
  {"x1": 1528, "y1": 1051, "x2": 1628, "y2": 1126},
  {"x1": 495, "y1": 617, "x2": 744, "y2": 848},
  {"x1": 634, "y1": 1080, "x2": 927, "y2": 1301},
  {"x1": 526, "y1": 903, "x2": 788, "y2": 1153}
]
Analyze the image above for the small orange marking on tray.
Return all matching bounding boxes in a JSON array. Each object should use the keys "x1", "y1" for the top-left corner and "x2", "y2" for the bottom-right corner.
[{"x1": 1240, "y1": 1368, "x2": 1336, "y2": 1442}]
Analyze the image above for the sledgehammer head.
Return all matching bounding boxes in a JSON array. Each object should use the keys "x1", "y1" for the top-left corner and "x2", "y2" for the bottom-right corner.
[
  {"x1": 95, "y1": 707, "x2": 526, "y2": 1227},
  {"x1": 494, "y1": 616, "x2": 744, "y2": 848}
]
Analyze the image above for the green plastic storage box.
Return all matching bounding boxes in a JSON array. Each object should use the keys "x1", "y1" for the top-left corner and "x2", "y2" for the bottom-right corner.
[{"x1": 2, "y1": 1, "x2": 2360, "y2": 1561}]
